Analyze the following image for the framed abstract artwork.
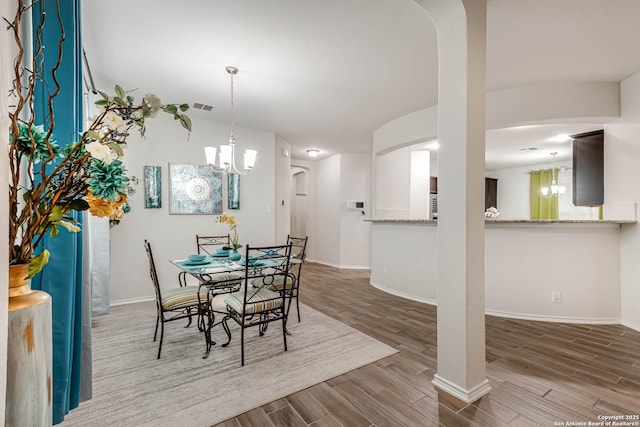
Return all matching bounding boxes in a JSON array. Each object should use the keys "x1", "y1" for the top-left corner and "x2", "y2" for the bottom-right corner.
[
  {"x1": 144, "y1": 165, "x2": 162, "y2": 208},
  {"x1": 168, "y1": 163, "x2": 223, "y2": 214},
  {"x1": 228, "y1": 173, "x2": 240, "y2": 209}
]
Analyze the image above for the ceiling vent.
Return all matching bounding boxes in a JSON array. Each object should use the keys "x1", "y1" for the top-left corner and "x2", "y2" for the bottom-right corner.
[{"x1": 192, "y1": 102, "x2": 214, "y2": 111}]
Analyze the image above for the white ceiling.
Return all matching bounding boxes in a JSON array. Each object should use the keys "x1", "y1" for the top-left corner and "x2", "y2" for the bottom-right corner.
[{"x1": 81, "y1": 0, "x2": 640, "y2": 165}]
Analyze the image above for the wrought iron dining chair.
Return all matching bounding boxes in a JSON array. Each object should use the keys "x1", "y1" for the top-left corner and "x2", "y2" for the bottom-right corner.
[
  {"x1": 222, "y1": 243, "x2": 292, "y2": 366},
  {"x1": 286, "y1": 235, "x2": 308, "y2": 322},
  {"x1": 178, "y1": 235, "x2": 231, "y2": 287},
  {"x1": 144, "y1": 240, "x2": 209, "y2": 359},
  {"x1": 252, "y1": 235, "x2": 308, "y2": 322},
  {"x1": 197, "y1": 234, "x2": 231, "y2": 255}
]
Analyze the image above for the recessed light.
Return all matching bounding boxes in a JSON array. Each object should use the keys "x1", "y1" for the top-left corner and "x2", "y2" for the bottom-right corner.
[
  {"x1": 306, "y1": 149, "x2": 320, "y2": 158},
  {"x1": 549, "y1": 134, "x2": 571, "y2": 143}
]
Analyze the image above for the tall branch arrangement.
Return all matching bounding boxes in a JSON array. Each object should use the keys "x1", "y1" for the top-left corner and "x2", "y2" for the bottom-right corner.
[{"x1": 6, "y1": 0, "x2": 192, "y2": 277}]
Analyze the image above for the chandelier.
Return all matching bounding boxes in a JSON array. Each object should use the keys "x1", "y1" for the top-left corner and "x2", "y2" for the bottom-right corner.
[
  {"x1": 205, "y1": 66, "x2": 257, "y2": 175},
  {"x1": 541, "y1": 152, "x2": 566, "y2": 198}
]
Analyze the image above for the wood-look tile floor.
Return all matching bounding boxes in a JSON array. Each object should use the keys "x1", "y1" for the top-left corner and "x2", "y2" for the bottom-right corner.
[{"x1": 214, "y1": 263, "x2": 640, "y2": 427}]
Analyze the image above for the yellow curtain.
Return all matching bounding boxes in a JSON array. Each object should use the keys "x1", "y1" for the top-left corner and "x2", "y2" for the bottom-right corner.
[{"x1": 530, "y1": 169, "x2": 559, "y2": 219}]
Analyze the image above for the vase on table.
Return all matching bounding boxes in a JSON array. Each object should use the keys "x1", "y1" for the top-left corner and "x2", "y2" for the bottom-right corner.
[
  {"x1": 228, "y1": 250, "x2": 241, "y2": 262},
  {"x1": 6, "y1": 263, "x2": 53, "y2": 426}
]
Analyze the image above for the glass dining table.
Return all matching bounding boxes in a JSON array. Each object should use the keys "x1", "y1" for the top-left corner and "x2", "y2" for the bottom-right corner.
[{"x1": 169, "y1": 253, "x2": 283, "y2": 359}]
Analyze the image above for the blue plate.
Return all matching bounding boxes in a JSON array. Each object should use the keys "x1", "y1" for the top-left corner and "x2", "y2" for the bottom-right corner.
[
  {"x1": 247, "y1": 260, "x2": 265, "y2": 267},
  {"x1": 183, "y1": 259, "x2": 211, "y2": 266}
]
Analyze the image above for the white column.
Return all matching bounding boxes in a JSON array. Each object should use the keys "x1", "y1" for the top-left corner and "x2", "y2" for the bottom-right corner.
[{"x1": 420, "y1": 0, "x2": 491, "y2": 402}]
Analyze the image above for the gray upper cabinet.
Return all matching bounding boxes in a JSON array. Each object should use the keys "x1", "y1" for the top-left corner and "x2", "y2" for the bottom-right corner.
[{"x1": 572, "y1": 130, "x2": 604, "y2": 206}]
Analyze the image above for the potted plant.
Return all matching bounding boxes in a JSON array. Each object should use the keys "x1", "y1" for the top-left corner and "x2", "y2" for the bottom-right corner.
[{"x1": 5, "y1": 1, "x2": 191, "y2": 424}]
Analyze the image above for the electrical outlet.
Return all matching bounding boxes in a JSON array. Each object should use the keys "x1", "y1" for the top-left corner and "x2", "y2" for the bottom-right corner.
[{"x1": 551, "y1": 291, "x2": 561, "y2": 303}]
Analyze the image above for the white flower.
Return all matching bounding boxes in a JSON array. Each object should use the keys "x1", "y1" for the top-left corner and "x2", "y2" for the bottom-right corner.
[
  {"x1": 86, "y1": 141, "x2": 117, "y2": 165},
  {"x1": 103, "y1": 111, "x2": 127, "y2": 132},
  {"x1": 144, "y1": 93, "x2": 162, "y2": 118},
  {"x1": 484, "y1": 207, "x2": 500, "y2": 218}
]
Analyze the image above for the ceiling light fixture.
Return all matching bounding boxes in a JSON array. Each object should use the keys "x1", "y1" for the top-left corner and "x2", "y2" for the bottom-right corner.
[
  {"x1": 549, "y1": 134, "x2": 571, "y2": 143},
  {"x1": 204, "y1": 66, "x2": 257, "y2": 175},
  {"x1": 306, "y1": 149, "x2": 320, "y2": 158},
  {"x1": 541, "y1": 152, "x2": 566, "y2": 198}
]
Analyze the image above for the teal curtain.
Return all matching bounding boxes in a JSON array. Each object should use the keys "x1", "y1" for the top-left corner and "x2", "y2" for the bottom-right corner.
[
  {"x1": 530, "y1": 169, "x2": 559, "y2": 220},
  {"x1": 30, "y1": 0, "x2": 84, "y2": 424}
]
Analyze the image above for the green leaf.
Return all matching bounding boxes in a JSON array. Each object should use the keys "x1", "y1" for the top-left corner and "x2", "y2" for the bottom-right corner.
[
  {"x1": 179, "y1": 114, "x2": 192, "y2": 131},
  {"x1": 108, "y1": 142, "x2": 125, "y2": 157},
  {"x1": 98, "y1": 90, "x2": 110, "y2": 101},
  {"x1": 49, "y1": 205, "x2": 65, "y2": 221},
  {"x1": 49, "y1": 226, "x2": 59, "y2": 238},
  {"x1": 28, "y1": 250, "x2": 50, "y2": 279},
  {"x1": 58, "y1": 220, "x2": 81, "y2": 234},
  {"x1": 179, "y1": 103, "x2": 189, "y2": 112},
  {"x1": 94, "y1": 99, "x2": 108, "y2": 107},
  {"x1": 113, "y1": 97, "x2": 127, "y2": 106},
  {"x1": 68, "y1": 199, "x2": 90, "y2": 212},
  {"x1": 163, "y1": 104, "x2": 177, "y2": 114},
  {"x1": 115, "y1": 85, "x2": 125, "y2": 99},
  {"x1": 84, "y1": 130, "x2": 100, "y2": 140}
]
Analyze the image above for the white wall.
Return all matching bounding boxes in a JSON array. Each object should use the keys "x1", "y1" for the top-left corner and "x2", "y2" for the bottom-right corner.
[
  {"x1": 275, "y1": 135, "x2": 291, "y2": 244},
  {"x1": 370, "y1": 222, "x2": 622, "y2": 323},
  {"x1": 409, "y1": 151, "x2": 430, "y2": 218},
  {"x1": 311, "y1": 154, "x2": 371, "y2": 268},
  {"x1": 110, "y1": 115, "x2": 277, "y2": 303},
  {"x1": 375, "y1": 146, "x2": 411, "y2": 218},
  {"x1": 370, "y1": 223, "x2": 438, "y2": 303},
  {"x1": 605, "y1": 72, "x2": 640, "y2": 331},
  {"x1": 314, "y1": 155, "x2": 341, "y2": 266},
  {"x1": 1, "y1": 0, "x2": 12, "y2": 418},
  {"x1": 339, "y1": 154, "x2": 371, "y2": 268}
]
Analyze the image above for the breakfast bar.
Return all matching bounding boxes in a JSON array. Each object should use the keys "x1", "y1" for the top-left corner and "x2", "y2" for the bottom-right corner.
[{"x1": 369, "y1": 219, "x2": 635, "y2": 324}]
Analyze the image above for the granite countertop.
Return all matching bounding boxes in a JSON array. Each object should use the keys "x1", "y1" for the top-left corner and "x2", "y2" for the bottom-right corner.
[{"x1": 366, "y1": 218, "x2": 636, "y2": 224}]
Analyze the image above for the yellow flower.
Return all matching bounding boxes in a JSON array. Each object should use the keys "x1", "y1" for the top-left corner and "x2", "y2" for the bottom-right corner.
[
  {"x1": 86, "y1": 190, "x2": 127, "y2": 220},
  {"x1": 218, "y1": 212, "x2": 238, "y2": 229}
]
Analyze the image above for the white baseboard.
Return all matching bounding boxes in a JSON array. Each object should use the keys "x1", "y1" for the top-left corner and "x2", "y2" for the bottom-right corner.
[
  {"x1": 370, "y1": 282, "x2": 621, "y2": 325},
  {"x1": 485, "y1": 309, "x2": 620, "y2": 325},
  {"x1": 110, "y1": 296, "x2": 155, "y2": 307},
  {"x1": 432, "y1": 375, "x2": 491, "y2": 403},
  {"x1": 622, "y1": 318, "x2": 640, "y2": 332},
  {"x1": 308, "y1": 259, "x2": 371, "y2": 270},
  {"x1": 370, "y1": 280, "x2": 437, "y2": 306}
]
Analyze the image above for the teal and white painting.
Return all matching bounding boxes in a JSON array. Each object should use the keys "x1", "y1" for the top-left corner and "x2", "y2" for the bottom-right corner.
[
  {"x1": 144, "y1": 165, "x2": 162, "y2": 208},
  {"x1": 228, "y1": 173, "x2": 240, "y2": 209},
  {"x1": 169, "y1": 163, "x2": 222, "y2": 214}
]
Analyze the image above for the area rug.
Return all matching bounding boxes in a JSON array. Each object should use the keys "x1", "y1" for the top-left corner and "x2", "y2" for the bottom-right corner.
[{"x1": 62, "y1": 301, "x2": 397, "y2": 427}]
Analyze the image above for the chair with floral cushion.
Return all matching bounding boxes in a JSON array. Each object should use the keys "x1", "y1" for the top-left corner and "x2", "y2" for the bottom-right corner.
[
  {"x1": 144, "y1": 240, "x2": 209, "y2": 359},
  {"x1": 222, "y1": 243, "x2": 292, "y2": 366}
]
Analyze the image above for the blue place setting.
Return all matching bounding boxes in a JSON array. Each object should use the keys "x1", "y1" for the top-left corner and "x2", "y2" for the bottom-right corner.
[
  {"x1": 213, "y1": 248, "x2": 230, "y2": 257},
  {"x1": 182, "y1": 256, "x2": 211, "y2": 266}
]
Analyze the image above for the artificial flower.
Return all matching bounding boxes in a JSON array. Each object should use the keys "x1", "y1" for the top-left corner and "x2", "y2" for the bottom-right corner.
[
  {"x1": 86, "y1": 190, "x2": 128, "y2": 220},
  {"x1": 103, "y1": 111, "x2": 127, "y2": 132},
  {"x1": 85, "y1": 140, "x2": 117, "y2": 165},
  {"x1": 10, "y1": 122, "x2": 62, "y2": 163},
  {"x1": 217, "y1": 212, "x2": 241, "y2": 249},
  {"x1": 86, "y1": 159, "x2": 130, "y2": 200},
  {"x1": 144, "y1": 93, "x2": 162, "y2": 118}
]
